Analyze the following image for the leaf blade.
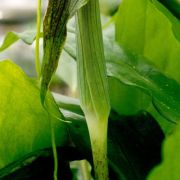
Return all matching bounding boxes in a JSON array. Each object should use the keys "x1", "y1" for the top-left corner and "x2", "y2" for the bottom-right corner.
[
  {"x1": 0, "y1": 60, "x2": 67, "y2": 169},
  {"x1": 0, "y1": 31, "x2": 36, "y2": 52}
]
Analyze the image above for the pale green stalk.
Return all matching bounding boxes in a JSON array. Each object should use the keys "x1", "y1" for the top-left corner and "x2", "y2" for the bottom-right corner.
[
  {"x1": 76, "y1": 0, "x2": 110, "y2": 179},
  {"x1": 35, "y1": 0, "x2": 41, "y2": 79},
  {"x1": 50, "y1": 114, "x2": 58, "y2": 180},
  {"x1": 45, "y1": 97, "x2": 59, "y2": 180}
]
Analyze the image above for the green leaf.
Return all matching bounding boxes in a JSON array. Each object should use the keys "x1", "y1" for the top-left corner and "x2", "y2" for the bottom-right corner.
[
  {"x1": 151, "y1": 0, "x2": 180, "y2": 41},
  {"x1": 0, "y1": 60, "x2": 67, "y2": 169},
  {"x1": 105, "y1": 40, "x2": 180, "y2": 123},
  {"x1": 148, "y1": 124, "x2": 180, "y2": 180},
  {"x1": 0, "y1": 31, "x2": 36, "y2": 52},
  {"x1": 108, "y1": 77, "x2": 150, "y2": 115},
  {"x1": 115, "y1": 0, "x2": 180, "y2": 82},
  {"x1": 64, "y1": 30, "x2": 180, "y2": 124},
  {"x1": 40, "y1": 0, "x2": 89, "y2": 103}
]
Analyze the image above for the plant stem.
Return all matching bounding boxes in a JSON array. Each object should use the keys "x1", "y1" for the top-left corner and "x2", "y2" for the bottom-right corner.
[
  {"x1": 35, "y1": 0, "x2": 41, "y2": 80},
  {"x1": 50, "y1": 119, "x2": 58, "y2": 180},
  {"x1": 45, "y1": 97, "x2": 59, "y2": 180},
  {"x1": 87, "y1": 115, "x2": 109, "y2": 180},
  {"x1": 76, "y1": 0, "x2": 110, "y2": 179}
]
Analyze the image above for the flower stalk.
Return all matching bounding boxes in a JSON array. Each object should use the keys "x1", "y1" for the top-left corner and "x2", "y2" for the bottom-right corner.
[
  {"x1": 76, "y1": 0, "x2": 110, "y2": 179},
  {"x1": 35, "y1": 0, "x2": 41, "y2": 79}
]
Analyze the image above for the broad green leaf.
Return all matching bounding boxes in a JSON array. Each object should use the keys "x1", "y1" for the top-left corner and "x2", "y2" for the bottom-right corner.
[
  {"x1": 108, "y1": 77, "x2": 150, "y2": 115},
  {"x1": 115, "y1": 0, "x2": 180, "y2": 82},
  {"x1": 40, "y1": 0, "x2": 89, "y2": 103},
  {"x1": 0, "y1": 94, "x2": 165, "y2": 179},
  {"x1": 148, "y1": 124, "x2": 180, "y2": 180},
  {"x1": 113, "y1": 0, "x2": 180, "y2": 116},
  {"x1": 0, "y1": 31, "x2": 36, "y2": 52},
  {"x1": 0, "y1": 60, "x2": 67, "y2": 169},
  {"x1": 105, "y1": 40, "x2": 180, "y2": 123},
  {"x1": 147, "y1": 104, "x2": 174, "y2": 135},
  {"x1": 152, "y1": 0, "x2": 180, "y2": 41},
  {"x1": 64, "y1": 31, "x2": 180, "y2": 124}
]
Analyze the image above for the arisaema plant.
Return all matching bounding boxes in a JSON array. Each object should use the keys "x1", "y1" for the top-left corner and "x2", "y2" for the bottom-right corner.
[{"x1": 0, "y1": 0, "x2": 179, "y2": 179}]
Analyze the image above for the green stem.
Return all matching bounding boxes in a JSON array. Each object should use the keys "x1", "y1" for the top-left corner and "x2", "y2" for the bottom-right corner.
[
  {"x1": 76, "y1": 0, "x2": 110, "y2": 179},
  {"x1": 87, "y1": 117, "x2": 109, "y2": 180},
  {"x1": 45, "y1": 98, "x2": 59, "y2": 180},
  {"x1": 49, "y1": 110, "x2": 58, "y2": 180},
  {"x1": 35, "y1": 0, "x2": 41, "y2": 80},
  {"x1": 51, "y1": 122, "x2": 58, "y2": 180}
]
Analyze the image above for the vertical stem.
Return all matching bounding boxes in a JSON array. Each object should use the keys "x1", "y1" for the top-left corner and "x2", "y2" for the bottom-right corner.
[
  {"x1": 76, "y1": 0, "x2": 110, "y2": 178},
  {"x1": 87, "y1": 118, "x2": 109, "y2": 180},
  {"x1": 51, "y1": 123, "x2": 58, "y2": 180},
  {"x1": 35, "y1": 0, "x2": 41, "y2": 80},
  {"x1": 46, "y1": 99, "x2": 58, "y2": 180}
]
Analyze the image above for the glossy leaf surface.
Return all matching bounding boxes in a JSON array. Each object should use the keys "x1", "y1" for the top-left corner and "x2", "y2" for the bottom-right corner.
[
  {"x1": 105, "y1": 39, "x2": 180, "y2": 123},
  {"x1": 115, "y1": 0, "x2": 180, "y2": 82},
  {"x1": 149, "y1": 124, "x2": 180, "y2": 179},
  {"x1": 0, "y1": 60, "x2": 67, "y2": 169}
]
